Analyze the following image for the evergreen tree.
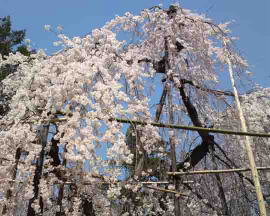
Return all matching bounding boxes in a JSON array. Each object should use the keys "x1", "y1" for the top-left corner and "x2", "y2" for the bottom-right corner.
[
  {"x1": 0, "y1": 16, "x2": 30, "y2": 57},
  {"x1": 0, "y1": 16, "x2": 31, "y2": 81}
]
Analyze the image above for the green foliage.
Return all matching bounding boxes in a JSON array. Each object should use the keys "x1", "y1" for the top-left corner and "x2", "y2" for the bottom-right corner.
[
  {"x1": 0, "y1": 16, "x2": 31, "y2": 81},
  {"x1": 0, "y1": 16, "x2": 30, "y2": 57},
  {"x1": 16, "y1": 44, "x2": 31, "y2": 56}
]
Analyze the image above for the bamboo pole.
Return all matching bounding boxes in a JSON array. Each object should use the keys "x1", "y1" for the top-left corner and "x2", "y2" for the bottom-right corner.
[
  {"x1": 119, "y1": 118, "x2": 270, "y2": 138},
  {"x1": 226, "y1": 55, "x2": 267, "y2": 215},
  {"x1": 144, "y1": 185, "x2": 188, "y2": 197},
  {"x1": 112, "y1": 118, "x2": 270, "y2": 137},
  {"x1": 141, "y1": 181, "x2": 194, "y2": 184},
  {"x1": 0, "y1": 179, "x2": 194, "y2": 185},
  {"x1": 33, "y1": 115, "x2": 270, "y2": 138},
  {"x1": 168, "y1": 167, "x2": 270, "y2": 176}
]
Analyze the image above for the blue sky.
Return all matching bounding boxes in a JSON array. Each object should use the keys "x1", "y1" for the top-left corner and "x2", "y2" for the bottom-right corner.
[{"x1": 1, "y1": 0, "x2": 269, "y2": 87}]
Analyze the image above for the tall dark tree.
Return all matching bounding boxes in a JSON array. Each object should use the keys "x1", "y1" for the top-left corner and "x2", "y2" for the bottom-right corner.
[
  {"x1": 0, "y1": 16, "x2": 30, "y2": 57},
  {"x1": 0, "y1": 16, "x2": 31, "y2": 81},
  {"x1": 0, "y1": 16, "x2": 33, "y2": 118}
]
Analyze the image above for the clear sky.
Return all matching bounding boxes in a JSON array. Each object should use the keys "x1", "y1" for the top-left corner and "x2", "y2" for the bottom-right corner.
[{"x1": 1, "y1": 0, "x2": 269, "y2": 87}]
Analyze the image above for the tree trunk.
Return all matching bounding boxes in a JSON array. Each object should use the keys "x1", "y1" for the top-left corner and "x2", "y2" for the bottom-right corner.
[
  {"x1": 2, "y1": 147, "x2": 21, "y2": 215},
  {"x1": 27, "y1": 124, "x2": 49, "y2": 216},
  {"x1": 168, "y1": 85, "x2": 181, "y2": 216}
]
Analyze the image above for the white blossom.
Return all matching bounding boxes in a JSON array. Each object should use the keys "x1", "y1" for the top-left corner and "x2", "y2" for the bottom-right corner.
[{"x1": 43, "y1": 24, "x2": 51, "y2": 31}]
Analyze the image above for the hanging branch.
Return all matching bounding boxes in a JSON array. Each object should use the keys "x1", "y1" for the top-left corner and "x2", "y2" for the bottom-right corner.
[
  {"x1": 212, "y1": 143, "x2": 257, "y2": 187},
  {"x1": 180, "y1": 79, "x2": 235, "y2": 97},
  {"x1": 183, "y1": 183, "x2": 218, "y2": 213},
  {"x1": 214, "y1": 153, "x2": 270, "y2": 206},
  {"x1": 178, "y1": 80, "x2": 229, "y2": 214},
  {"x1": 213, "y1": 146, "x2": 256, "y2": 185},
  {"x1": 209, "y1": 144, "x2": 229, "y2": 215}
]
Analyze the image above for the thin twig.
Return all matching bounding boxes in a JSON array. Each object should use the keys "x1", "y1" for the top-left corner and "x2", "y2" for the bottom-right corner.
[{"x1": 181, "y1": 79, "x2": 234, "y2": 97}]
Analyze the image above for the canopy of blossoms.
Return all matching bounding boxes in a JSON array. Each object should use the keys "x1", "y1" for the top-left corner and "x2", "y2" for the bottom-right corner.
[{"x1": 0, "y1": 5, "x2": 260, "y2": 216}]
